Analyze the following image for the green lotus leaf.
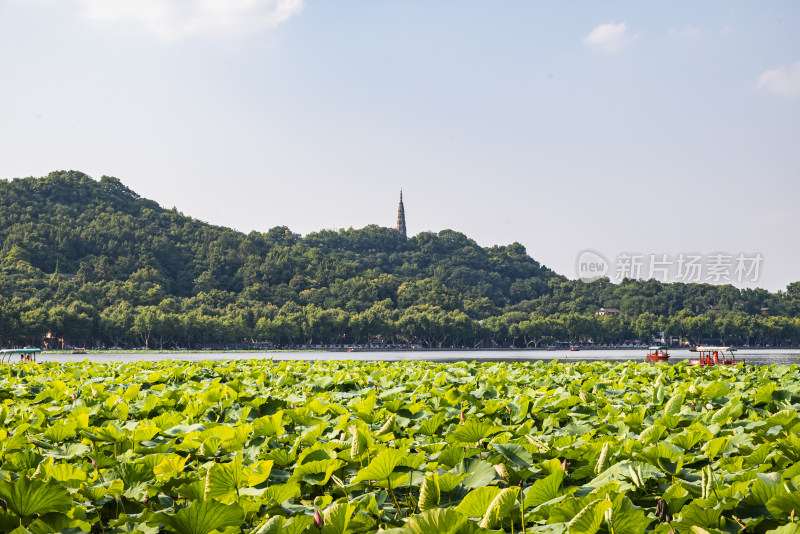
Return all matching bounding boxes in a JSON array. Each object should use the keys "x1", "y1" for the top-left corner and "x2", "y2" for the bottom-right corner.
[
  {"x1": 42, "y1": 420, "x2": 78, "y2": 442},
  {"x1": 251, "y1": 515, "x2": 285, "y2": 534},
  {"x1": 637, "y1": 424, "x2": 665, "y2": 446},
  {"x1": 703, "y1": 381, "x2": 730, "y2": 399},
  {"x1": 78, "y1": 478, "x2": 125, "y2": 502},
  {"x1": 176, "y1": 481, "x2": 207, "y2": 501},
  {"x1": 436, "y1": 446, "x2": 466, "y2": 468},
  {"x1": 157, "y1": 499, "x2": 244, "y2": 534},
  {"x1": 402, "y1": 508, "x2": 469, "y2": 534},
  {"x1": 112, "y1": 461, "x2": 156, "y2": 489},
  {"x1": 153, "y1": 454, "x2": 188, "y2": 479},
  {"x1": 675, "y1": 500, "x2": 724, "y2": 528},
  {"x1": 438, "y1": 472, "x2": 468, "y2": 492},
  {"x1": 263, "y1": 482, "x2": 301, "y2": 505},
  {"x1": 353, "y1": 449, "x2": 404, "y2": 483},
  {"x1": 764, "y1": 524, "x2": 800, "y2": 534},
  {"x1": 664, "y1": 392, "x2": 684, "y2": 416},
  {"x1": 94, "y1": 424, "x2": 129, "y2": 443},
  {"x1": 205, "y1": 453, "x2": 247, "y2": 503},
  {"x1": 492, "y1": 443, "x2": 533, "y2": 469},
  {"x1": 742, "y1": 472, "x2": 784, "y2": 506},
  {"x1": 44, "y1": 442, "x2": 90, "y2": 460},
  {"x1": 524, "y1": 470, "x2": 564, "y2": 509},
  {"x1": 710, "y1": 405, "x2": 732, "y2": 426},
  {"x1": 566, "y1": 498, "x2": 612, "y2": 534},
  {"x1": 0, "y1": 477, "x2": 73, "y2": 518},
  {"x1": 282, "y1": 515, "x2": 315, "y2": 534},
  {"x1": 253, "y1": 411, "x2": 285, "y2": 438},
  {"x1": 452, "y1": 458, "x2": 498, "y2": 489},
  {"x1": 0, "y1": 511, "x2": 20, "y2": 534},
  {"x1": 480, "y1": 487, "x2": 519, "y2": 529},
  {"x1": 418, "y1": 473, "x2": 441, "y2": 512},
  {"x1": 456, "y1": 486, "x2": 502, "y2": 518},
  {"x1": 766, "y1": 492, "x2": 800, "y2": 520},
  {"x1": 418, "y1": 412, "x2": 446, "y2": 436},
  {"x1": 321, "y1": 501, "x2": 355, "y2": 534},
  {"x1": 26, "y1": 512, "x2": 92, "y2": 534},
  {"x1": 606, "y1": 494, "x2": 651, "y2": 534},
  {"x1": 163, "y1": 424, "x2": 207, "y2": 437},
  {"x1": 37, "y1": 459, "x2": 87, "y2": 488},
  {"x1": 450, "y1": 419, "x2": 503, "y2": 445},
  {"x1": 766, "y1": 409, "x2": 798, "y2": 429}
]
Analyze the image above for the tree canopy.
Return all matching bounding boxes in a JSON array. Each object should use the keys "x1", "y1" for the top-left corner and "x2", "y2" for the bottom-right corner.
[{"x1": 0, "y1": 171, "x2": 798, "y2": 349}]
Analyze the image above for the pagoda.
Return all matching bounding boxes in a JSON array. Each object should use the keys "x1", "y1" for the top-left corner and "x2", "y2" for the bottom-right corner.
[{"x1": 396, "y1": 190, "x2": 407, "y2": 238}]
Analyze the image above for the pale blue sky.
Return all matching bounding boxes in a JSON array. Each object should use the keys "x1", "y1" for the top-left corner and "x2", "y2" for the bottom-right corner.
[{"x1": 1, "y1": 1, "x2": 798, "y2": 290}]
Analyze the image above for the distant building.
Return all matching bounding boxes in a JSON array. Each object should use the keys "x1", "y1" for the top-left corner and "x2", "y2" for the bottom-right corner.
[
  {"x1": 760, "y1": 307, "x2": 770, "y2": 315},
  {"x1": 595, "y1": 307, "x2": 620, "y2": 316},
  {"x1": 396, "y1": 190, "x2": 407, "y2": 238}
]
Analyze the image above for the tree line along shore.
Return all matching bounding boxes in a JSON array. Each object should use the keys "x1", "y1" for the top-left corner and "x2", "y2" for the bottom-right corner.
[{"x1": 1, "y1": 171, "x2": 799, "y2": 350}]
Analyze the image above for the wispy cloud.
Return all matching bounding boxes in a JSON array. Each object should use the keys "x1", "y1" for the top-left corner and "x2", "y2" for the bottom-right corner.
[
  {"x1": 758, "y1": 61, "x2": 800, "y2": 98},
  {"x1": 77, "y1": 0, "x2": 304, "y2": 41},
  {"x1": 583, "y1": 22, "x2": 633, "y2": 53},
  {"x1": 668, "y1": 26, "x2": 702, "y2": 40}
]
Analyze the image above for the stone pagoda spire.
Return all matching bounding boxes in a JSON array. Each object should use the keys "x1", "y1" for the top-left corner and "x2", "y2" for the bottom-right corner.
[{"x1": 396, "y1": 190, "x2": 407, "y2": 238}]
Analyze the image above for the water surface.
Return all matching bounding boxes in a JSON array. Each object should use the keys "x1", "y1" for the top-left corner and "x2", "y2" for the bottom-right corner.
[{"x1": 36, "y1": 348, "x2": 800, "y2": 366}]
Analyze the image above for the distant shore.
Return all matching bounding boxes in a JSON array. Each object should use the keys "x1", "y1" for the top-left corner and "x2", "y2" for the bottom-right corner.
[{"x1": 30, "y1": 345, "x2": 799, "y2": 355}]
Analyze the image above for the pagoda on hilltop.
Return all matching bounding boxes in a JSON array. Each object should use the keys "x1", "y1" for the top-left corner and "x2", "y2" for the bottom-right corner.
[{"x1": 396, "y1": 190, "x2": 407, "y2": 238}]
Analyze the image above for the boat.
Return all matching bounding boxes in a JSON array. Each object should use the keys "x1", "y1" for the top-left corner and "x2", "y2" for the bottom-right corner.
[
  {"x1": 689, "y1": 346, "x2": 741, "y2": 366},
  {"x1": 72, "y1": 349, "x2": 87, "y2": 354},
  {"x1": 568, "y1": 347, "x2": 580, "y2": 352},
  {"x1": 646, "y1": 345, "x2": 670, "y2": 362},
  {"x1": 0, "y1": 348, "x2": 42, "y2": 363}
]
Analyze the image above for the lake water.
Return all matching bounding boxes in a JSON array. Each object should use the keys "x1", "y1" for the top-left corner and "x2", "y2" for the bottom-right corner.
[{"x1": 35, "y1": 348, "x2": 800, "y2": 366}]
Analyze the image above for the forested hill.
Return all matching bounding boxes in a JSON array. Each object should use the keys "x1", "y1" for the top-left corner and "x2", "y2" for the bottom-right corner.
[
  {"x1": 0, "y1": 170, "x2": 557, "y2": 305},
  {"x1": 0, "y1": 170, "x2": 798, "y2": 349}
]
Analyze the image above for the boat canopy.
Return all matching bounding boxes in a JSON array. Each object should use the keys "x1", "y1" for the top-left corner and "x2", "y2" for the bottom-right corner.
[
  {"x1": 0, "y1": 348, "x2": 41, "y2": 354},
  {"x1": 695, "y1": 346, "x2": 736, "y2": 353},
  {"x1": 648, "y1": 346, "x2": 669, "y2": 350}
]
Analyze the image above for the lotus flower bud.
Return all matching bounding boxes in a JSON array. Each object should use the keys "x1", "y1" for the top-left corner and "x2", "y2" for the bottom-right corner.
[
  {"x1": 460, "y1": 411, "x2": 465, "y2": 424},
  {"x1": 706, "y1": 403, "x2": 713, "y2": 410},
  {"x1": 655, "y1": 498, "x2": 671, "y2": 523},
  {"x1": 561, "y1": 458, "x2": 567, "y2": 471},
  {"x1": 314, "y1": 509, "x2": 323, "y2": 528}
]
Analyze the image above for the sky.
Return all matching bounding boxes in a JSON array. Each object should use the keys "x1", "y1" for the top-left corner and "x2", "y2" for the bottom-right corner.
[{"x1": 1, "y1": 1, "x2": 798, "y2": 291}]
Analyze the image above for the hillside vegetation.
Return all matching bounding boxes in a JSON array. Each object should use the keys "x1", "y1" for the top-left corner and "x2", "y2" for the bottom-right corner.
[{"x1": 0, "y1": 171, "x2": 798, "y2": 348}]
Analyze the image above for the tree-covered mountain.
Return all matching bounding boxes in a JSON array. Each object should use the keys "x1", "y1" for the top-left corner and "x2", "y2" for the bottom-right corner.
[{"x1": 0, "y1": 170, "x2": 798, "y2": 349}]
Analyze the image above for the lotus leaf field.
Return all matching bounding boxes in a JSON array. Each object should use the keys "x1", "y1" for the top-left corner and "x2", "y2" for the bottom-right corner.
[{"x1": 1, "y1": 360, "x2": 800, "y2": 534}]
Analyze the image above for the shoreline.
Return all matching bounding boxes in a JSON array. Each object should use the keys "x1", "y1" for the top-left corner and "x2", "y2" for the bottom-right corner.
[{"x1": 29, "y1": 345, "x2": 800, "y2": 355}]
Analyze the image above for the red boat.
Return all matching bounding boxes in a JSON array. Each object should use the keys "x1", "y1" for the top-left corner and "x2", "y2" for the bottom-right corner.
[
  {"x1": 646, "y1": 345, "x2": 670, "y2": 362},
  {"x1": 689, "y1": 346, "x2": 740, "y2": 366}
]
